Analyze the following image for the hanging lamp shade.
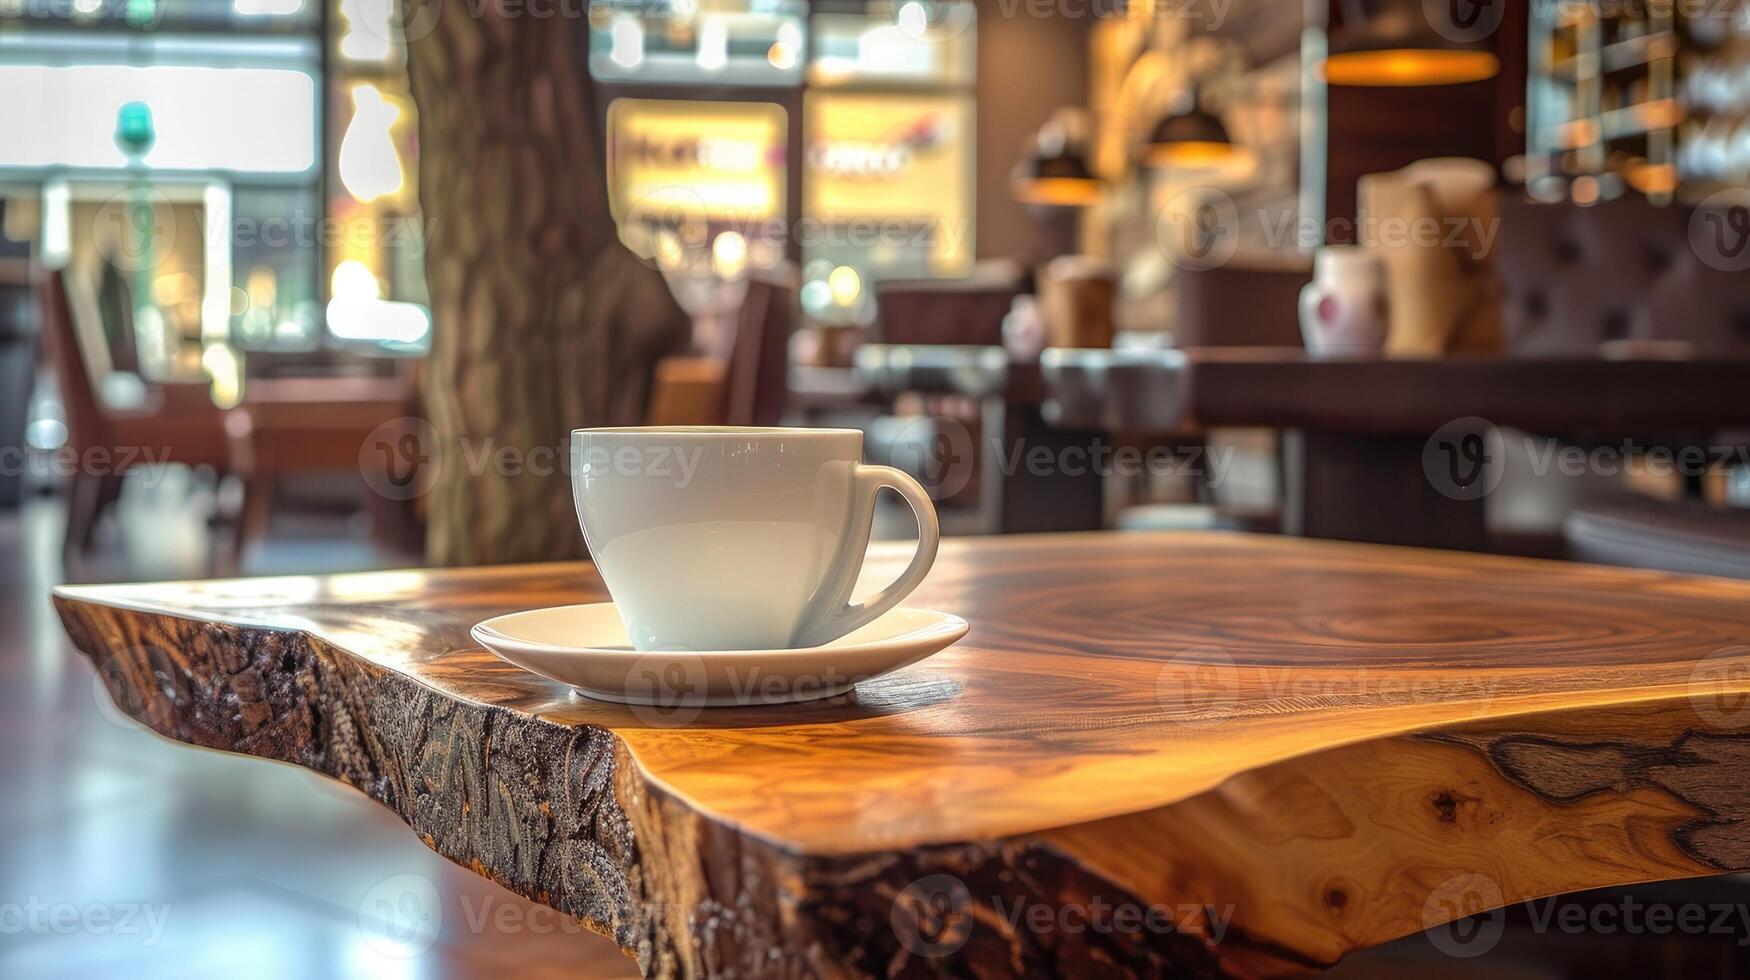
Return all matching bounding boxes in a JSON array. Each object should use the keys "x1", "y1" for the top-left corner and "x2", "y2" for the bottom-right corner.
[
  {"x1": 1323, "y1": 0, "x2": 1500, "y2": 86},
  {"x1": 1143, "y1": 100, "x2": 1234, "y2": 167},
  {"x1": 1011, "y1": 136, "x2": 1101, "y2": 207}
]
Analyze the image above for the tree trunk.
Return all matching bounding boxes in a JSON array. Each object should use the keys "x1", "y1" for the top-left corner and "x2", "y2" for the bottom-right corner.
[{"x1": 404, "y1": 4, "x2": 690, "y2": 566}]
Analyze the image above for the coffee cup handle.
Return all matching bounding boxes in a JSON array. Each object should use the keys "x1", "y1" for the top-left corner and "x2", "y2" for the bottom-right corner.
[{"x1": 793, "y1": 464, "x2": 941, "y2": 649}]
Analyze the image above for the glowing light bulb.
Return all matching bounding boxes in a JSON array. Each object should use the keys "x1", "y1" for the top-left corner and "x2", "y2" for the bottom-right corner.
[
  {"x1": 610, "y1": 17, "x2": 645, "y2": 69},
  {"x1": 337, "y1": 84, "x2": 405, "y2": 204},
  {"x1": 827, "y1": 265, "x2": 861, "y2": 306},
  {"x1": 768, "y1": 20, "x2": 802, "y2": 70},
  {"x1": 711, "y1": 231, "x2": 747, "y2": 279},
  {"x1": 896, "y1": 1, "x2": 928, "y2": 38},
  {"x1": 331, "y1": 259, "x2": 383, "y2": 301},
  {"x1": 654, "y1": 230, "x2": 685, "y2": 271},
  {"x1": 696, "y1": 16, "x2": 727, "y2": 71},
  {"x1": 326, "y1": 260, "x2": 430, "y2": 344},
  {"x1": 201, "y1": 343, "x2": 244, "y2": 409}
]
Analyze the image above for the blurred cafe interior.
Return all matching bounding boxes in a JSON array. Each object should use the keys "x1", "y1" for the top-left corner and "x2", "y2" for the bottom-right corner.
[{"x1": 8, "y1": 0, "x2": 1750, "y2": 975}]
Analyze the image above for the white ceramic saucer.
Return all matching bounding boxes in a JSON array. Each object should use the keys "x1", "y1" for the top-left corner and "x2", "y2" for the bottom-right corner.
[{"x1": 471, "y1": 603, "x2": 968, "y2": 708}]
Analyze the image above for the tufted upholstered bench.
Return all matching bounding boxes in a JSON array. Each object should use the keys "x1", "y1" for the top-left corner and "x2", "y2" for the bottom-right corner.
[{"x1": 1493, "y1": 194, "x2": 1750, "y2": 576}]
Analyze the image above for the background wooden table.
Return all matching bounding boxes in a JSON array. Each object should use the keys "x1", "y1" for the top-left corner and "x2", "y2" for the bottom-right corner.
[
  {"x1": 54, "y1": 532, "x2": 1750, "y2": 977},
  {"x1": 1041, "y1": 348, "x2": 1750, "y2": 550},
  {"x1": 854, "y1": 343, "x2": 1105, "y2": 533}
]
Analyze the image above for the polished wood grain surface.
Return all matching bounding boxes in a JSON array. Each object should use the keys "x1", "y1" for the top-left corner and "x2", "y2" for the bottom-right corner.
[{"x1": 52, "y1": 532, "x2": 1750, "y2": 976}]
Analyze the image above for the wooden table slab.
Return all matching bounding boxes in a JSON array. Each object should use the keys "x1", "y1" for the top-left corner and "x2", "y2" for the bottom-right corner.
[{"x1": 53, "y1": 532, "x2": 1750, "y2": 977}]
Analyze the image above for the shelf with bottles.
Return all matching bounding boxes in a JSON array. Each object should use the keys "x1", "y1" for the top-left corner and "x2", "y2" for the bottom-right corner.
[
  {"x1": 1549, "y1": 29, "x2": 1679, "y2": 81},
  {"x1": 1527, "y1": 0, "x2": 1688, "y2": 200}
]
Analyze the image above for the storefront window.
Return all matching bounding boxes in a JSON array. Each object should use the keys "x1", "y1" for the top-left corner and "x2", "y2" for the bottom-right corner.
[
  {"x1": 2, "y1": 6, "x2": 427, "y2": 361},
  {"x1": 590, "y1": 0, "x2": 978, "y2": 324},
  {"x1": 808, "y1": 4, "x2": 973, "y2": 90},
  {"x1": 587, "y1": 0, "x2": 809, "y2": 86}
]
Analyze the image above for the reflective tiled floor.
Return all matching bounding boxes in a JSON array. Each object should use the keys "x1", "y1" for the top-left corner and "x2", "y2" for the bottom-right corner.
[{"x1": 0, "y1": 487, "x2": 637, "y2": 979}]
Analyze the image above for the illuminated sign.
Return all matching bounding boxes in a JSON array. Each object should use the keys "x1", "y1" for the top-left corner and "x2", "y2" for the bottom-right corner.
[
  {"x1": 806, "y1": 114, "x2": 954, "y2": 179},
  {"x1": 607, "y1": 99, "x2": 787, "y2": 221},
  {"x1": 803, "y1": 92, "x2": 973, "y2": 276}
]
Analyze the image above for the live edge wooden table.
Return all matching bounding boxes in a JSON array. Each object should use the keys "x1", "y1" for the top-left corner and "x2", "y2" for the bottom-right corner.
[
  {"x1": 53, "y1": 532, "x2": 1750, "y2": 978},
  {"x1": 1041, "y1": 348, "x2": 1750, "y2": 551}
]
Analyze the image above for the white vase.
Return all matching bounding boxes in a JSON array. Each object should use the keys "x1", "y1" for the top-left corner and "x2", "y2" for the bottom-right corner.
[{"x1": 1299, "y1": 247, "x2": 1390, "y2": 356}]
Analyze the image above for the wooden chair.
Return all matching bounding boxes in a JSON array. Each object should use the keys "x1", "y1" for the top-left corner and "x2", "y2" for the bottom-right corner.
[
  {"x1": 645, "y1": 267, "x2": 796, "y2": 426},
  {"x1": 36, "y1": 266, "x2": 230, "y2": 559},
  {"x1": 0, "y1": 258, "x2": 33, "y2": 508},
  {"x1": 226, "y1": 370, "x2": 421, "y2": 565},
  {"x1": 870, "y1": 260, "x2": 1023, "y2": 347}
]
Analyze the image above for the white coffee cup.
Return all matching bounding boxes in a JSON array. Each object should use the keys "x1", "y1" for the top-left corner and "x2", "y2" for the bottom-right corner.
[{"x1": 571, "y1": 426, "x2": 941, "y2": 651}]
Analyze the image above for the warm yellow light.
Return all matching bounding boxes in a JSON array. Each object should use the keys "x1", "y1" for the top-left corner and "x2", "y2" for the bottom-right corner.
[
  {"x1": 1322, "y1": 49, "x2": 1499, "y2": 87},
  {"x1": 654, "y1": 230, "x2": 686, "y2": 271},
  {"x1": 201, "y1": 343, "x2": 243, "y2": 409},
  {"x1": 1632, "y1": 99, "x2": 1684, "y2": 129},
  {"x1": 1571, "y1": 174, "x2": 1600, "y2": 206},
  {"x1": 1144, "y1": 141, "x2": 1240, "y2": 168},
  {"x1": 1626, "y1": 161, "x2": 1677, "y2": 196},
  {"x1": 245, "y1": 264, "x2": 277, "y2": 310},
  {"x1": 827, "y1": 265, "x2": 862, "y2": 306},
  {"x1": 767, "y1": 41, "x2": 797, "y2": 70},
  {"x1": 151, "y1": 271, "x2": 198, "y2": 307},
  {"x1": 1012, "y1": 177, "x2": 1102, "y2": 207},
  {"x1": 711, "y1": 231, "x2": 747, "y2": 279},
  {"x1": 331, "y1": 259, "x2": 382, "y2": 301}
]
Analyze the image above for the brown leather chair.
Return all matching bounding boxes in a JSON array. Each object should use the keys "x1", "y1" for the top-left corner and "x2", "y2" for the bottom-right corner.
[{"x1": 37, "y1": 266, "x2": 230, "y2": 558}]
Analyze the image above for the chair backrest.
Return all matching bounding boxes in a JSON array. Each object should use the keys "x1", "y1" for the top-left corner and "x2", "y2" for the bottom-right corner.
[
  {"x1": 1494, "y1": 194, "x2": 1750, "y2": 356},
  {"x1": 94, "y1": 256, "x2": 141, "y2": 374},
  {"x1": 722, "y1": 266, "x2": 795, "y2": 426},
  {"x1": 1172, "y1": 257, "x2": 1310, "y2": 348},
  {"x1": 871, "y1": 260, "x2": 1024, "y2": 347},
  {"x1": 37, "y1": 266, "x2": 106, "y2": 450}
]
